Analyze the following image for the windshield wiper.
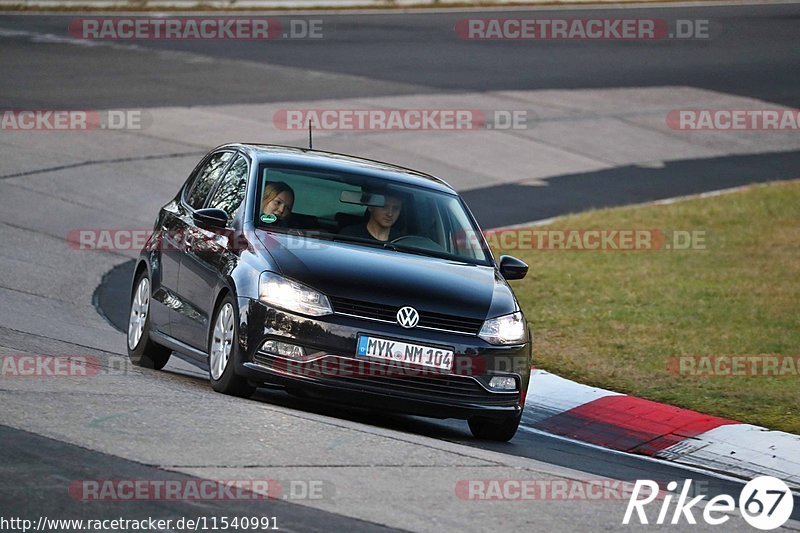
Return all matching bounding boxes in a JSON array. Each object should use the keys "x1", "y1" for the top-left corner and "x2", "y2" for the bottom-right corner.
[
  {"x1": 332, "y1": 235, "x2": 477, "y2": 264},
  {"x1": 381, "y1": 242, "x2": 429, "y2": 257},
  {"x1": 382, "y1": 242, "x2": 463, "y2": 262},
  {"x1": 332, "y1": 236, "x2": 444, "y2": 258}
]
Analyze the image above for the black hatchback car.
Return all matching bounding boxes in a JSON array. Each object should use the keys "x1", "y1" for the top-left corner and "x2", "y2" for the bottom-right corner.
[{"x1": 128, "y1": 144, "x2": 532, "y2": 440}]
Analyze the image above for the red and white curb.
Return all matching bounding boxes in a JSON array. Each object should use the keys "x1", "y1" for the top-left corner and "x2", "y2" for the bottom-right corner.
[{"x1": 524, "y1": 369, "x2": 800, "y2": 490}]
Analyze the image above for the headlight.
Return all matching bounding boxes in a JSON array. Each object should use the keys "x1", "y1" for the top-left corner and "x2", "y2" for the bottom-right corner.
[
  {"x1": 478, "y1": 311, "x2": 526, "y2": 345},
  {"x1": 258, "y1": 272, "x2": 333, "y2": 317}
]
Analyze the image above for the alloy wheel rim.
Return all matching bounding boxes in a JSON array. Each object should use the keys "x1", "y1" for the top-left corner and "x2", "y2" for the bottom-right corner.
[
  {"x1": 128, "y1": 277, "x2": 149, "y2": 350},
  {"x1": 210, "y1": 303, "x2": 234, "y2": 380}
]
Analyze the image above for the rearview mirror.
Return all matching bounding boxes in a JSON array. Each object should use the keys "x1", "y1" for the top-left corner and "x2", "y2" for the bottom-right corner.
[
  {"x1": 499, "y1": 255, "x2": 528, "y2": 280},
  {"x1": 340, "y1": 190, "x2": 385, "y2": 207}
]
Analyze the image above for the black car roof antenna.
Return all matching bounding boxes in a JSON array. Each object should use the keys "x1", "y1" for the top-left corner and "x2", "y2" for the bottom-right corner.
[{"x1": 308, "y1": 120, "x2": 313, "y2": 150}]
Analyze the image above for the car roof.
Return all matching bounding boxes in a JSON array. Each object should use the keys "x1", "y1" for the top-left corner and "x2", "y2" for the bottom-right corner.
[{"x1": 219, "y1": 143, "x2": 458, "y2": 195}]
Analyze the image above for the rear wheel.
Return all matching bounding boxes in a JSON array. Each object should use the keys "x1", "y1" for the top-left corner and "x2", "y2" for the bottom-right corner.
[
  {"x1": 208, "y1": 295, "x2": 256, "y2": 398},
  {"x1": 127, "y1": 273, "x2": 171, "y2": 370},
  {"x1": 468, "y1": 412, "x2": 522, "y2": 442}
]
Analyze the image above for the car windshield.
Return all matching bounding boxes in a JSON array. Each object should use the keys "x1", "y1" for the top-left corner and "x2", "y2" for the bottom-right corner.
[{"x1": 255, "y1": 165, "x2": 492, "y2": 265}]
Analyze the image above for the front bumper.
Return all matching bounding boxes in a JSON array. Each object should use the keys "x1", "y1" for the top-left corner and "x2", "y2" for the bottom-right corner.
[{"x1": 238, "y1": 298, "x2": 532, "y2": 420}]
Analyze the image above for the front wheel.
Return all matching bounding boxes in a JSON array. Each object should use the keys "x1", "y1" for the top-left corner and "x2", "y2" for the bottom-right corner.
[
  {"x1": 127, "y1": 273, "x2": 172, "y2": 370},
  {"x1": 208, "y1": 295, "x2": 256, "y2": 398},
  {"x1": 468, "y1": 412, "x2": 522, "y2": 442}
]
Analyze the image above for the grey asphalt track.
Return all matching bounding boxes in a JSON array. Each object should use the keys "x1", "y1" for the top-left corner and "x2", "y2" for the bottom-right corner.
[
  {"x1": 2, "y1": 4, "x2": 799, "y2": 108},
  {"x1": 463, "y1": 149, "x2": 800, "y2": 227},
  {"x1": 0, "y1": 425, "x2": 398, "y2": 532}
]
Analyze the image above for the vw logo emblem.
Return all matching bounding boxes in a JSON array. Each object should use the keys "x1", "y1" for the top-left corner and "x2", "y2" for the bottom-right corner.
[{"x1": 396, "y1": 306, "x2": 419, "y2": 328}]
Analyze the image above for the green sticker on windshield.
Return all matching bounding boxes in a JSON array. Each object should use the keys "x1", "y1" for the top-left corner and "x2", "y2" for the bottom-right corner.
[{"x1": 260, "y1": 213, "x2": 277, "y2": 224}]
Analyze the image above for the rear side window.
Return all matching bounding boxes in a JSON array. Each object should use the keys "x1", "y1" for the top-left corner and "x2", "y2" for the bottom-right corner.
[
  {"x1": 207, "y1": 155, "x2": 248, "y2": 222},
  {"x1": 185, "y1": 151, "x2": 233, "y2": 210}
]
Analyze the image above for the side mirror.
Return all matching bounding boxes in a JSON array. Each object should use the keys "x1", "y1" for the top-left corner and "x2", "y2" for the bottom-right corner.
[
  {"x1": 193, "y1": 208, "x2": 228, "y2": 230},
  {"x1": 499, "y1": 255, "x2": 528, "y2": 280}
]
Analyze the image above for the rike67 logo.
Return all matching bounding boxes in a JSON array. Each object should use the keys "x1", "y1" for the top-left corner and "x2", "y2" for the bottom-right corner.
[{"x1": 623, "y1": 476, "x2": 794, "y2": 530}]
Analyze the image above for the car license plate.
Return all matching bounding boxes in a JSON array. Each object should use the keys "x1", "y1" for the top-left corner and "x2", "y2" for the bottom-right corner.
[{"x1": 356, "y1": 335, "x2": 453, "y2": 372}]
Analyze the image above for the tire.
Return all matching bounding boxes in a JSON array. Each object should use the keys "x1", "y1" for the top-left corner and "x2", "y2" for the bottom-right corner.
[
  {"x1": 127, "y1": 272, "x2": 172, "y2": 370},
  {"x1": 468, "y1": 412, "x2": 522, "y2": 442},
  {"x1": 208, "y1": 294, "x2": 256, "y2": 398}
]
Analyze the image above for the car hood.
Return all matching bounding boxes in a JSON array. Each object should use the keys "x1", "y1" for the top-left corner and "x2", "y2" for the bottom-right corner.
[{"x1": 254, "y1": 230, "x2": 517, "y2": 320}]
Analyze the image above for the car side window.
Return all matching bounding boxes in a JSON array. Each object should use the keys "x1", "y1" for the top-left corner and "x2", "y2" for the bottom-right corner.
[
  {"x1": 207, "y1": 155, "x2": 248, "y2": 222},
  {"x1": 185, "y1": 151, "x2": 233, "y2": 210}
]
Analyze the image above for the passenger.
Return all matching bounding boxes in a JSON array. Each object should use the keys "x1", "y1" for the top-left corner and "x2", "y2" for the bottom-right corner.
[
  {"x1": 260, "y1": 181, "x2": 294, "y2": 224},
  {"x1": 340, "y1": 193, "x2": 403, "y2": 242}
]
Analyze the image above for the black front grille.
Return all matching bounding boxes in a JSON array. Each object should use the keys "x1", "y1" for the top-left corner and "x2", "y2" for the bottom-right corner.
[
  {"x1": 330, "y1": 297, "x2": 397, "y2": 322},
  {"x1": 329, "y1": 296, "x2": 483, "y2": 335},
  {"x1": 252, "y1": 354, "x2": 518, "y2": 407}
]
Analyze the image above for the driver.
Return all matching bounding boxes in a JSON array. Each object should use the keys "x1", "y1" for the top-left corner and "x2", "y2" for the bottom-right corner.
[{"x1": 340, "y1": 192, "x2": 403, "y2": 242}]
